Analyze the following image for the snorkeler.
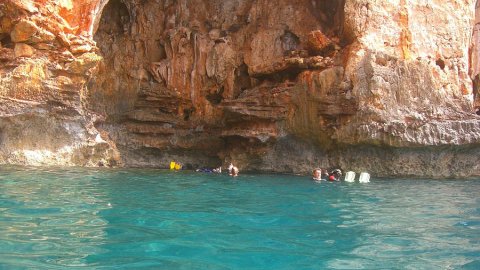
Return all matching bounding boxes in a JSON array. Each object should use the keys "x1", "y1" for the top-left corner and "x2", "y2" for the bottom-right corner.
[
  {"x1": 228, "y1": 163, "x2": 239, "y2": 177},
  {"x1": 196, "y1": 168, "x2": 214, "y2": 173},
  {"x1": 328, "y1": 169, "x2": 342, "y2": 181},
  {"x1": 312, "y1": 168, "x2": 324, "y2": 181},
  {"x1": 196, "y1": 166, "x2": 222, "y2": 173}
]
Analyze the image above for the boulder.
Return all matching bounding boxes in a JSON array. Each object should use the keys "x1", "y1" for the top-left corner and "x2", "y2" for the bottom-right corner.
[
  {"x1": 1, "y1": 16, "x2": 14, "y2": 34},
  {"x1": 0, "y1": 47, "x2": 14, "y2": 61},
  {"x1": 11, "y1": 19, "x2": 39, "y2": 42},
  {"x1": 11, "y1": 0, "x2": 38, "y2": 13},
  {"x1": 306, "y1": 30, "x2": 334, "y2": 55},
  {"x1": 70, "y1": 44, "x2": 92, "y2": 54},
  {"x1": 34, "y1": 43, "x2": 55, "y2": 50},
  {"x1": 66, "y1": 52, "x2": 102, "y2": 74},
  {"x1": 30, "y1": 29, "x2": 56, "y2": 43},
  {"x1": 14, "y1": 43, "x2": 35, "y2": 57}
]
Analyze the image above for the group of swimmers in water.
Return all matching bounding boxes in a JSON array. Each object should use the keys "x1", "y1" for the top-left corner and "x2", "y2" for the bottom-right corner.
[
  {"x1": 194, "y1": 163, "x2": 239, "y2": 177},
  {"x1": 312, "y1": 168, "x2": 342, "y2": 181},
  {"x1": 195, "y1": 163, "x2": 343, "y2": 181},
  {"x1": 175, "y1": 160, "x2": 345, "y2": 181}
]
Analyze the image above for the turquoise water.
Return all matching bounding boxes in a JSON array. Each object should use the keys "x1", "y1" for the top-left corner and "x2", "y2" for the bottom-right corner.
[{"x1": 0, "y1": 167, "x2": 479, "y2": 269}]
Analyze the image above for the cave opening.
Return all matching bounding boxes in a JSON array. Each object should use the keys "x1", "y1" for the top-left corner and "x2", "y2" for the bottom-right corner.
[
  {"x1": 0, "y1": 34, "x2": 13, "y2": 49},
  {"x1": 90, "y1": 0, "x2": 135, "y2": 116},
  {"x1": 95, "y1": 0, "x2": 130, "y2": 38},
  {"x1": 93, "y1": 0, "x2": 130, "y2": 61},
  {"x1": 206, "y1": 86, "x2": 224, "y2": 105},
  {"x1": 281, "y1": 30, "x2": 300, "y2": 54},
  {"x1": 233, "y1": 63, "x2": 252, "y2": 98},
  {"x1": 311, "y1": 0, "x2": 346, "y2": 43}
]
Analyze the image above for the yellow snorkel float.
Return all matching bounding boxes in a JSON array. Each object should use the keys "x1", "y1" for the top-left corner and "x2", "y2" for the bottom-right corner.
[{"x1": 170, "y1": 161, "x2": 182, "y2": 170}]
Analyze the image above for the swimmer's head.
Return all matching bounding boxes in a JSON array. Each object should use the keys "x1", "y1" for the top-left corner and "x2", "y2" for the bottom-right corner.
[
  {"x1": 231, "y1": 166, "x2": 239, "y2": 176},
  {"x1": 332, "y1": 169, "x2": 342, "y2": 176}
]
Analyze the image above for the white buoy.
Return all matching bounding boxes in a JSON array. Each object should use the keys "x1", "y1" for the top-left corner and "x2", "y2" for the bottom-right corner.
[
  {"x1": 359, "y1": 172, "x2": 370, "y2": 183},
  {"x1": 344, "y1": 171, "x2": 356, "y2": 182}
]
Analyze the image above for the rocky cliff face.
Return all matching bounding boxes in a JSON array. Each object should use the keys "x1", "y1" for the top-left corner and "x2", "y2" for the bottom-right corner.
[{"x1": 1, "y1": 0, "x2": 479, "y2": 178}]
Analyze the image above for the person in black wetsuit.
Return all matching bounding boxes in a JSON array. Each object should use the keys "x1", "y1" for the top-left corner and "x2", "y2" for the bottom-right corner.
[
  {"x1": 328, "y1": 169, "x2": 342, "y2": 181},
  {"x1": 196, "y1": 166, "x2": 222, "y2": 173}
]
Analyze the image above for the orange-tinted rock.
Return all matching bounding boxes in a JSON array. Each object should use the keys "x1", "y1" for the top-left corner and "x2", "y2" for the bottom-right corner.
[
  {"x1": 66, "y1": 52, "x2": 101, "y2": 74},
  {"x1": 0, "y1": 0, "x2": 479, "y2": 178},
  {"x1": 33, "y1": 42, "x2": 55, "y2": 50},
  {"x1": 14, "y1": 43, "x2": 35, "y2": 57},
  {"x1": 0, "y1": 17, "x2": 14, "y2": 34},
  {"x1": 30, "y1": 29, "x2": 56, "y2": 43},
  {"x1": 11, "y1": 19, "x2": 39, "y2": 42},
  {"x1": 306, "y1": 30, "x2": 334, "y2": 55},
  {"x1": 10, "y1": 0, "x2": 39, "y2": 13},
  {"x1": 0, "y1": 47, "x2": 15, "y2": 61},
  {"x1": 70, "y1": 44, "x2": 92, "y2": 54}
]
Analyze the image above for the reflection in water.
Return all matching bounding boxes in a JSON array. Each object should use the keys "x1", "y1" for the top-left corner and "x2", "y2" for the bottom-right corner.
[{"x1": 0, "y1": 167, "x2": 111, "y2": 268}]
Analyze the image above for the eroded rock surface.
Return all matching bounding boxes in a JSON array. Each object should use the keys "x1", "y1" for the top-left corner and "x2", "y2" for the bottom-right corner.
[
  {"x1": 0, "y1": 0, "x2": 479, "y2": 177},
  {"x1": 0, "y1": 0, "x2": 119, "y2": 166}
]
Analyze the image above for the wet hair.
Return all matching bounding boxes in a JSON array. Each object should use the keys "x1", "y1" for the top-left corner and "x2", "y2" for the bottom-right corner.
[
  {"x1": 231, "y1": 167, "x2": 239, "y2": 176},
  {"x1": 332, "y1": 169, "x2": 342, "y2": 175}
]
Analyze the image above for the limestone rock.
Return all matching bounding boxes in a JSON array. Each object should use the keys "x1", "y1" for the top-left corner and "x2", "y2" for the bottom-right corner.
[
  {"x1": 34, "y1": 43, "x2": 55, "y2": 50},
  {"x1": 0, "y1": 47, "x2": 14, "y2": 61},
  {"x1": 57, "y1": 32, "x2": 71, "y2": 46},
  {"x1": 0, "y1": 0, "x2": 479, "y2": 178},
  {"x1": 30, "y1": 29, "x2": 56, "y2": 43},
  {"x1": 306, "y1": 30, "x2": 334, "y2": 55},
  {"x1": 14, "y1": 43, "x2": 34, "y2": 57},
  {"x1": 0, "y1": 16, "x2": 14, "y2": 34},
  {"x1": 66, "y1": 52, "x2": 101, "y2": 74},
  {"x1": 70, "y1": 44, "x2": 92, "y2": 54},
  {"x1": 10, "y1": 19, "x2": 38, "y2": 42},
  {"x1": 10, "y1": 0, "x2": 38, "y2": 13},
  {"x1": 206, "y1": 42, "x2": 236, "y2": 84}
]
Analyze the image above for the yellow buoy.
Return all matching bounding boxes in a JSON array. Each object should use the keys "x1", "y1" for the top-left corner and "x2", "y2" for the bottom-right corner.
[{"x1": 170, "y1": 161, "x2": 182, "y2": 170}]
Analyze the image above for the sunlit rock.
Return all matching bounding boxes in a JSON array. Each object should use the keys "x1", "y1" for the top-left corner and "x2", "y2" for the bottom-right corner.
[
  {"x1": 10, "y1": 19, "x2": 38, "y2": 42},
  {"x1": 0, "y1": 0, "x2": 479, "y2": 177},
  {"x1": 14, "y1": 42, "x2": 35, "y2": 57}
]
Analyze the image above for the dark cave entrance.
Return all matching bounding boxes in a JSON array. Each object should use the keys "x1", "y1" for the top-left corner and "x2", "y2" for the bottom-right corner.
[
  {"x1": 0, "y1": 34, "x2": 13, "y2": 49},
  {"x1": 90, "y1": 0, "x2": 135, "y2": 117},
  {"x1": 86, "y1": 0, "x2": 353, "y2": 167},
  {"x1": 91, "y1": 0, "x2": 169, "y2": 118},
  {"x1": 311, "y1": 0, "x2": 347, "y2": 43},
  {"x1": 95, "y1": 0, "x2": 130, "y2": 37}
]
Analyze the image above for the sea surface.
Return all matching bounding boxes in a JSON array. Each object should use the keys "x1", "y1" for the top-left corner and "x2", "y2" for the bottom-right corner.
[{"x1": 0, "y1": 166, "x2": 479, "y2": 269}]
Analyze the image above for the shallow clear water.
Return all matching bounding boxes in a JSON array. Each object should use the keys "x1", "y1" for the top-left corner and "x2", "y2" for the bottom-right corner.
[{"x1": 0, "y1": 167, "x2": 479, "y2": 269}]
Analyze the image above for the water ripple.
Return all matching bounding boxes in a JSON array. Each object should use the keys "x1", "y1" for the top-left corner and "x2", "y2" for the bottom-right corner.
[{"x1": 0, "y1": 167, "x2": 479, "y2": 269}]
